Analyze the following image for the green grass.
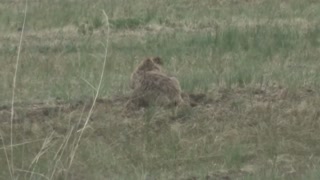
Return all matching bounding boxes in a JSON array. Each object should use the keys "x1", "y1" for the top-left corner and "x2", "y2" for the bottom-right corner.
[{"x1": 1, "y1": 0, "x2": 320, "y2": 179}]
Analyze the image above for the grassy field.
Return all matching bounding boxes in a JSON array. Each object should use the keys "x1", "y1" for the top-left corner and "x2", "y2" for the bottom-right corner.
[{"x1": 1, "y1": 0, "x2": 320, "y2": 179}]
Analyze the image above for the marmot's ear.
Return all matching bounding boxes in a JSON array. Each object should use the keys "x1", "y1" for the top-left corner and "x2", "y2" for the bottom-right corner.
[{"x1": 153, "y1": 57, "x2": 163, "y2": 65}]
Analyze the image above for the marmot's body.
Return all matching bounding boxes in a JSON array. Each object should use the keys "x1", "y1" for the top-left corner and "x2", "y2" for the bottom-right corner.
[
  {"x1": 128, "y1": 57, "x2": 183, "y2": 108},
  {"x1": 130, "y1": 57, "x2": 163, "y2": 89}
]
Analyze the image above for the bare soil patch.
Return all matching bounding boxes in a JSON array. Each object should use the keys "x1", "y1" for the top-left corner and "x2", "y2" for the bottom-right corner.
[{"x1": 1, "y1": 86, "x2": 319, "y2": 179}]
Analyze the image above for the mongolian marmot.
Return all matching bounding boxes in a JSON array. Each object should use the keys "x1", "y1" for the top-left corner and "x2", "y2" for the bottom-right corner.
[
  {"x1": 127, "y1": 57, "x2": 184, "y2": 108},
  {"x1": 130, "y1": 57, "x2": 164, "y2": 89}
]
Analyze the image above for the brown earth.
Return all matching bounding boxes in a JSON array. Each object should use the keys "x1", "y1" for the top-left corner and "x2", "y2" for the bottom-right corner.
[{"x1": 0, "y1": 85, "x2": 319, "y2": 179}]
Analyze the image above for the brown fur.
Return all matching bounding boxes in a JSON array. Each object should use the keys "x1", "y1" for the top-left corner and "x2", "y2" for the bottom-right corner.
[
  {"x1": 130, "y1": 57, "x2": 164, "y2": 89},
  {"x1": 127, "y1": 57, "x2": 184, "y2": 108},
  {"x1": 129, "y1": 71, "x2": 183, "y2": 107}
]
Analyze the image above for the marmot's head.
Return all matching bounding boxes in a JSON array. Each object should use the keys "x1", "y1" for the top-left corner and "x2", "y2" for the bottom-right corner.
[{"x1": 137, "y1": 57, "x2": 162, "y2": 72}]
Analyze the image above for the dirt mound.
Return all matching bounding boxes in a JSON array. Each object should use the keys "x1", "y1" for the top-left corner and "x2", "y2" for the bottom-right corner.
[
  {"x1": 0, "y1": 85, "x2": 315, "y2": 125},
  {"x1": 0, "y1": 95, "x2": 129, "y2": 121},
  {"x1": 0, "y1": 86, "x2": 319, "y2": 179}
]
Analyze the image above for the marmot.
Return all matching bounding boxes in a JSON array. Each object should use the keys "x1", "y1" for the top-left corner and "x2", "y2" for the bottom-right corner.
[
  {"x1": 127, "y1": 57, "x2": 184, "y2": 108},
  {"x1": 130, "y1": 57, "x2": 164, "y2": 89}
]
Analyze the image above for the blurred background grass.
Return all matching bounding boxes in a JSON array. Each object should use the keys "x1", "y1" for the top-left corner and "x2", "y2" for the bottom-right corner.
[{"x1": 1, "y1": 0, "x2": 320, "y2": 103}]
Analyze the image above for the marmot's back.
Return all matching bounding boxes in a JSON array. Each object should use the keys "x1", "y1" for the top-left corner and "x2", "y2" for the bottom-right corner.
[
  {"x1": 130, "y1": 57, "x2": 163, "y2": 89},
  {"x1": 128, "y1": 57, "x2": 183, "y2": 108}
]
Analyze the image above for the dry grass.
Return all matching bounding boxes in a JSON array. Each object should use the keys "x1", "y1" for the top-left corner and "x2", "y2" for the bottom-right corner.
[
  {"x1": 1, "y1": 0, "x2": 320, "y2": 179},
  {"x1": 1, "y1": 86, "x2": 320, "y2": 179}
]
